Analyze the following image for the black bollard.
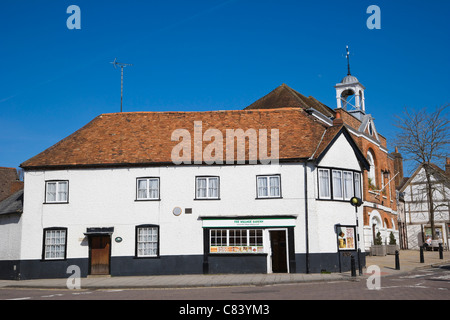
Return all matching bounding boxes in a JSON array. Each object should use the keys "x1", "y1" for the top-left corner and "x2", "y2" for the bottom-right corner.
[
  {"x1": 351, "y1": 255, "x2": 356, "y2": 277},
  {"x1": 420, "y1": 246, "x2": 424, "y2": 263},
  {"x1": 439, "y1": 243, "x2": 443, "y2": 260},
  {"x1": 395, "y1": 250, "x2": 400, "y2": 270}
]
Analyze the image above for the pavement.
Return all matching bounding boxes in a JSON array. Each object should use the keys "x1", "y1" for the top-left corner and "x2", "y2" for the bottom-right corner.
[{"x1": 0, "y1": 250, "x2": 448, "y2": 290}]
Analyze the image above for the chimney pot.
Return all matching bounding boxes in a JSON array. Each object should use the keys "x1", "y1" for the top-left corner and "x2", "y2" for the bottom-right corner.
[{"x1": 333, "y1": 112, "x2": 344, "y2": 126}]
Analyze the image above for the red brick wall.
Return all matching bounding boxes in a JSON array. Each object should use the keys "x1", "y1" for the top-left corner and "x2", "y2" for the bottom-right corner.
[{"x1": 338, "y1": 111, "x2": 398, "y2": 228}]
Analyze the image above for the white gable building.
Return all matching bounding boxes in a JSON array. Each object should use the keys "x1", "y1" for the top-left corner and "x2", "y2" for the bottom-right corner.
[
  {"x1": 0, "y1": 104, "x2": 372, "y2": 280},
  {"x1": 0, "y1": 65, "x2": 407, "y2": 280}
]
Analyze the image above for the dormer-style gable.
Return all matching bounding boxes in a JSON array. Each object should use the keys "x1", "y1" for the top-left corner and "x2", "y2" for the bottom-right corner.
[
  {"x1": 313, "y1": 124, "x2": 370, "y2": 171},
  {"x1": 359, "y1": 115, "x2": 380, "y2": 142}
]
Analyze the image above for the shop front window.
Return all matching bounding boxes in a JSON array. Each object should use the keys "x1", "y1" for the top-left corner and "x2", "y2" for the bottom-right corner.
[{"x1": 210, "y1": 229, "x2": 263, "y2": 254}]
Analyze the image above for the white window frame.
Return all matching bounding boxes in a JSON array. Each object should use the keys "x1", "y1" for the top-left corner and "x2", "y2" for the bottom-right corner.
[
  {"x1": 354, "y1": 172, "x2": 361, "y2": 199},
  {"x1": 257, "y1": 175, "x2": 281, "y2": 198},
  {"x1": 136, "y1": 178, "x2": 160, "y2": 200},
  {"x1": 43, "y1": 228, "x2": 67, "y2": 260},
  {"x1": 195, "y1": 176, "x2": 220, "y2": 199},
  {"x1": 318, "y1": 169, "x2": 331, "y2": 199},
  {"x1": 332, "y1": 170, "x2": 343, "y2": 200},
  {"x1": 343, "y1": 171, "x2": 354, "y2": 200},
  {"x1": 45, "y1": 180, "x2": 68, "y2": 203},
  {"x1": 319, "y1": 168, "x2": 362, "y2": 201},
  {"x1": 136, "y1": 226, "x2": 159, "y2": 258},
  {"x1": 367, "y1": 151, "x2": 376, "y2": 184},
  {"x1": 381, "y1": 170, "x2": 386, "y2": 191}
]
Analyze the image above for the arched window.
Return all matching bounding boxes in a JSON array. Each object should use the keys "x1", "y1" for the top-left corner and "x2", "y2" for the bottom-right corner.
[
  {"x1": 367, "y1": 150, "x2": 376, "y2": 189},
  {"x1": 368, "y1": 122, "x2": 373, "y2": 136}
]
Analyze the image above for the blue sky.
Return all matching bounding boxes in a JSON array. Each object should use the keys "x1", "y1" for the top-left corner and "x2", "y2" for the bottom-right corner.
[{"x1": 1, "y1": 0, "x2": 449, "y2": 174}]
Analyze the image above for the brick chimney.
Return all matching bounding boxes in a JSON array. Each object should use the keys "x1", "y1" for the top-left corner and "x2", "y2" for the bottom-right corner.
[
  {"x1": 391, "y1": 146, "x2": 404, "y2": 188},
  {"x1": 333, "y1": 112, "x2": 344, "y2": 126}
]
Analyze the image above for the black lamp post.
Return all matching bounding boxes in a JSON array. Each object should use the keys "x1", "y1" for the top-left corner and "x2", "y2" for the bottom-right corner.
[{"x1": 350, "y1": 196, "x2": 363, "y2": 275}]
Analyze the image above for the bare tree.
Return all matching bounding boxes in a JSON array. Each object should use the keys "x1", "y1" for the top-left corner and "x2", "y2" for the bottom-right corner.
[{"x1": 394, "y1": 104, "x2": 450, "y2": 240}]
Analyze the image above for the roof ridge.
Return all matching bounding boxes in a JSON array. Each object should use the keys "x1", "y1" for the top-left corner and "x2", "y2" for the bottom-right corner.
[{"x1": 100, "y1": 108, "x2": 306, "y2": 117}]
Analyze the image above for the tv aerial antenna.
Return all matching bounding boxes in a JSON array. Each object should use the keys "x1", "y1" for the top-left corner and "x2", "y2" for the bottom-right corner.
[{"x1": 110, "y1": 58, "x2": 133, "y2": 112}]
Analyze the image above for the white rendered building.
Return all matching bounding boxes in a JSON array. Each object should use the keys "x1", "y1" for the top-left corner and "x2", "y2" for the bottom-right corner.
[{"x1": 1, "y1": 103, "x2": 371, "y2": 279}]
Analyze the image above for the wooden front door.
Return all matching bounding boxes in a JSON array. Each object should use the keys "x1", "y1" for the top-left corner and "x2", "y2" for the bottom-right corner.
[
  {"x1": 90, "y1": 235, "x2": 111, "y2": 275},
  {"x1": 270, "y1": 231, "x2": 287, "y2": 273}
]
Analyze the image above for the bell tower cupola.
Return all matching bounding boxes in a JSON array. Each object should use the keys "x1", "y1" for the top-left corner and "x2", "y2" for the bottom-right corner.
[{"x1": 335, "y1": 46, "x2": 366, "y2": 120}]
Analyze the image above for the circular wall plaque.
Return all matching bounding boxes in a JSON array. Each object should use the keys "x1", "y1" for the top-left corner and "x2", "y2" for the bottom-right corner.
[
  {"x1": 115, "y1": 237, "x2": 123, "y2": 243},
  {"x1": 173, "y1": 207, "x2": 182, "y2": 216}
]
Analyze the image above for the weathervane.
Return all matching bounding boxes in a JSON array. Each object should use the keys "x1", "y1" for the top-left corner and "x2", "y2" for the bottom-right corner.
[
  {"x1": 346, "y1": 46, "x2": 351, "y2": 76},
  {"x1": 110, "y1": 58, "x2": 133, "y2": 112}
]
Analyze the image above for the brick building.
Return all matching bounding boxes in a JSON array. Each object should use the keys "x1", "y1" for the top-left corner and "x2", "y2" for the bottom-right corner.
[
  {"x1": 246, "y1": 72, "x2": 399, "y2": 251},
  {"x1": 335, "y1": 103, "x2": 398, "y2": 250}
]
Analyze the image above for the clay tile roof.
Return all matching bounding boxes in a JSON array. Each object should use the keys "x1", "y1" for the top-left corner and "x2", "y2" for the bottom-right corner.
[
  {"x1": 20, "y1": 108, "x2": 331, "y2": 169},
  {"x1": 245, "y1": 84, "x2": 335, "y2": 118},
  {"x1": 311, "y1": 125, "x2": 344, "y2": 160}
]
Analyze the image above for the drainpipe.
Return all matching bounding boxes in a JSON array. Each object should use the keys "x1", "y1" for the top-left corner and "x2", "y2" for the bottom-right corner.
[{"x1": 304, "y1": 162, "x2": 310, "y2": 274}]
